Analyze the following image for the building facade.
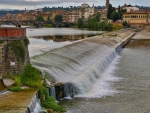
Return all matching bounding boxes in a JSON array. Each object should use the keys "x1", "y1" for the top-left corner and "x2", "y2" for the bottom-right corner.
[{"x1": 123, "y1": 11, "x2": 150, "y2": 25}]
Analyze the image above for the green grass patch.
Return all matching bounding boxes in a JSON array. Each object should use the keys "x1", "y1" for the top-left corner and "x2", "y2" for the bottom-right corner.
[
  {"x1": 43, "y1": 96, "x2": 66, "y2": 112},
  {"x1": 8, "y1": 86, "x2": 22, "y2": 92},
  {"x1": 20, "y1": 64, "x2": 42, "y2": 88}
]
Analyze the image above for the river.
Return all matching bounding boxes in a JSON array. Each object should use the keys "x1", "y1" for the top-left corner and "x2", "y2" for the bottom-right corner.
[
  {"x1": 1, "y1": 25, "x2": 150, "y2": 113},
  {"x1": 59, "y1": 39, "x2": 150, "y2": 113},
  {"x1": 28, "y1": 28, "x2": 150, "y2": 113}
]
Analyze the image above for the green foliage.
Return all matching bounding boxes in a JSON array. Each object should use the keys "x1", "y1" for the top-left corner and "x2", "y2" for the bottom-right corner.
[
  {"x1": 36, "y1": 16, "x2": 44, "y2": 21},
  {"x1": 54, "y1": 14, "x2": 63, "y2": 22},
  {"x1": 111, "y1": 11, "x2": 120, "y2": 22},
  {"x1": 39, "y1": 86, "x2": 47, "y2": 96},
  {"x1": 8, "y1": 86, "x2": 22, "y2": 92},
  {"x1": 99, "y1": 20, "x2": 113, "y2": 31},
  {"x1": 20, "y1": 64, "x2": 42, "y2": 88},
  {"x1": 122, "y1": 20, "x2": 128, "y2": 26},
  {"x1": 95, "y1": 12, "x2": 100, "y2": 22},
  {"x1": 107, "y1": 4, "x2": 116, "y2": 19},
  {"x1": 24, "y1": 37, "x2": 30, "y2": 46},
  {"x1": 77, "y1": 18, "x2": 84, "y2": 28},
  {"x1": 43, "y1": 96, "x2": 66, "y2": 112},
  {"x1": 9, "y1": 40, "x2": 25, "y2": 63},
  {"x1": 0, "y1": 40, "x2": 4, "y2": 44},
  {"x1": 86, "y1": 17, "x2": 98, "y2": 29},
  {"x1": 43, "y1": 24, "x2": 53, "y2": 27},
  {"x1": 118, "y1": 8, "x2": 127, "y2": 19},
  {"x1": 46, "y1": 96, "x2": 56, "y2": 103},
  {"x1": 14, "y1": 76, "x2": 21, "y2": 86}
]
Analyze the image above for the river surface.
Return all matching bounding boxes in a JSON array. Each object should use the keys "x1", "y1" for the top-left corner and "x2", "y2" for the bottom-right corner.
[
  {"x1": 26, "y1": 28, "x2": 103, "y2": 57},
  {"x1": 59, "y1": 39, "x2": 150, "y2": 113}
]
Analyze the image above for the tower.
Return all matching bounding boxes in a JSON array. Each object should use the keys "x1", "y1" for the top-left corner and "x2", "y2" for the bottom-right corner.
[{"x1": 106, "y1": 0, "x2": 109, "y2": 9}]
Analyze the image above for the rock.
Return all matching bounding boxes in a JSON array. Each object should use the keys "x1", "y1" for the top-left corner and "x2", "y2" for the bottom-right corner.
[{"x1": 47, "y1": 109, "x2": 54, "y2": 113}]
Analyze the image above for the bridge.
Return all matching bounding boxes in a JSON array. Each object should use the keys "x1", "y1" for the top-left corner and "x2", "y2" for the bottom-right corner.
[{"x1": 0, "y1": 20, "x2": 71, "y2": 27}]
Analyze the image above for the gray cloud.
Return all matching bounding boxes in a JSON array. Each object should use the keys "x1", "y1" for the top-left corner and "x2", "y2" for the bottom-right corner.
[{"x1": 0, "y1": 0, "x2": 149, "y2": 9}]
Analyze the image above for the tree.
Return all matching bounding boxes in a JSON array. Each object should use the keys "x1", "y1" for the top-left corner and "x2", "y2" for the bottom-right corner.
[
  {"x1": 122, "y1": 20, "x2": 128, "y2": 26},
  {"x1": 36, "y1": 16, "x2": 44, "y2": 21},
  {"x1": 95, "y1": 12, "x2": 101, "y2": 22},
  {"x1": 77, "y1": 18, "x2": 83, "y2": 28},
  {"x1": 111, "y1": 11, "x2": 120, "y2": 22},
  {"x1": 54, "y1": 14, "x2": 63, "y2": 22},
  {"x1": 107, "y1": 4, "x2": 115, "y2": 19}
]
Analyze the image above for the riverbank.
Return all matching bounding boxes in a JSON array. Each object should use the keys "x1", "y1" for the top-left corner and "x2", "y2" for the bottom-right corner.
[{"x1": 0, "y1": 89, "x2": 37, "y2": 113}]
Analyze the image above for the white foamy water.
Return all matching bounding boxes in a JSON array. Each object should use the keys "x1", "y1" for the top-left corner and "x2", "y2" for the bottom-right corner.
[
  {"x1": 76, "y1": 55, "x2": 122, "y2": 98},
  {"x1": 31, "y1": 35, "x2": 122, "y2": 97}
]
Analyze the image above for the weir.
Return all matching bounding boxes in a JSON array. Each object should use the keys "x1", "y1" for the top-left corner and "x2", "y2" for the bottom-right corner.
[{"x1": 31, "y1": 30, "x2": 135, "y2": 99}]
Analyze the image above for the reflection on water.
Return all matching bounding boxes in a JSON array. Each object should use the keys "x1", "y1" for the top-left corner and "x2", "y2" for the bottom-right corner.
[
  {"x1": 27, "y1": 28, "x2": 102, "y2": 57},
  {"x1": 126, "y1": 39, "x2": 150, "y2": 48},
  {"x1": 0, "y1": 80, "x2": 6, "y2": 92},
  {"x1": 29, "y1": 34, "x2": 95, "y2": 42}
]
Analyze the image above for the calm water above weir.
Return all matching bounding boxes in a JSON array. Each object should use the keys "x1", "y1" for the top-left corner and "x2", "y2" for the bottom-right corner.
[
  {"x1": 59, "y1": 39, "x2": 150, "y2": 113},
  {"x1": 26, "y1": 28, "x2": 103, "y2": 57}
]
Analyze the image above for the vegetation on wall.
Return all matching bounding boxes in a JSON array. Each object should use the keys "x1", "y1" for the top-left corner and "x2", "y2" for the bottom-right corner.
[
  {"x1": 0, "y1": 40, "x2": 4, "y2": 44},
  {"x1": 24, "y1": 37, "x2": 30, "y2": 46},
  {"x1": 9, "y1": 40, "x2": 25, "y2": 63}
]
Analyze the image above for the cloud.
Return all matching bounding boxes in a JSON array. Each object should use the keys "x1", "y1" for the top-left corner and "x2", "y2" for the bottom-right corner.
[{"x1": 0, "y1": 0, "x2": 149, "y2": 9}]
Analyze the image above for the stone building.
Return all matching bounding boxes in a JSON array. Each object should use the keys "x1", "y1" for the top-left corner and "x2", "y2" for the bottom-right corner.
[
  {"x1": 0, "y1": 28, "x2": 30, "y2": 76},
  {"x1": 123, "y1": 11, "x2": 150, "y2": 25}
]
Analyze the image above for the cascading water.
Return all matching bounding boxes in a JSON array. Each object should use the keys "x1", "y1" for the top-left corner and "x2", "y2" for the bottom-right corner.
[
  {"x1": 27, "y1": 93, "x2": 41, "y2": 113},
  {"x1": 31, "y1": 38, "x2": 122, "y2": 98}
]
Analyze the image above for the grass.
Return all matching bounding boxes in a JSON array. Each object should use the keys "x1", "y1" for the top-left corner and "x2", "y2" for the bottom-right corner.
[
  {"x1": 20, "y1": 64, "x2": 42, "y2": 88},
  {"x1": 8, "y1": 86, "x2": 22, "y2": 92},
  {"x1": 43, "y1": 96, "x2": 66, "y2": 112}
]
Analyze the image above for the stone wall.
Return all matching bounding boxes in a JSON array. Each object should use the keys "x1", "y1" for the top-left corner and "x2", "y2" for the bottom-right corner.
[
  {"x1": 0, "y1": 40, "x2": 30, "y2": 76},
  {"x1": 0, "y1": 28, "x2": 29, "y2": 76}
]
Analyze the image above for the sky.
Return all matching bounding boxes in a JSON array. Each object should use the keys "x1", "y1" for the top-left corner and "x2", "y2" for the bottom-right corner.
[{"x1": 0, "y1": 0, "x2": 149, "y2": 10}]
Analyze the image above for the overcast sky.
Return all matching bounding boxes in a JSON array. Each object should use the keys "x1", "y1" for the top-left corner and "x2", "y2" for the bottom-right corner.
[{"x1": 0, "y1": 0, "x2": 149, "y2": 10}]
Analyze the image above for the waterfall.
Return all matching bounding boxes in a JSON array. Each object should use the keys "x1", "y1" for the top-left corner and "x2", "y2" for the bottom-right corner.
[
  {"x1": 27, "y1": 93, "x2": 41, "y2": 113},
  {"x1": 49, "y1": 87, "x2": 56, "y2": 99},
  {"x1": 31, "y1": 39, "x2": 122, "y2": 98}
]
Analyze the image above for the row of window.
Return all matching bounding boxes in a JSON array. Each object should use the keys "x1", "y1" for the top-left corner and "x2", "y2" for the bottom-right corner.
[{"x1": 124, "y1": 15, "x2": 150, "y2": 19}]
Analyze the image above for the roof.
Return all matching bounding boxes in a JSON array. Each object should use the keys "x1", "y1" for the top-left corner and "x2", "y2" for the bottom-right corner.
[{"x1": 124, "y1": 11, "x2": 148, "y2": 14}]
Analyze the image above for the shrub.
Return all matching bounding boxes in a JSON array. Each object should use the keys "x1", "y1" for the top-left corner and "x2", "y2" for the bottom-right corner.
[
  {"x1": 8, "y1": 86, "x2": 22, "y2": 92},
  {"x1": 20, "y1": 64, "x2": 42, "y2": 88},
  {"x1": 43, "y1": 96, "x2": 66, "y2": 112}
]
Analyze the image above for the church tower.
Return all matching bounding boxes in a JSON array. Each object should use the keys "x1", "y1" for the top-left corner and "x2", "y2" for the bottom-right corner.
[{"x1": 106, "y1": 0, "x2": 109, "y2": 9}]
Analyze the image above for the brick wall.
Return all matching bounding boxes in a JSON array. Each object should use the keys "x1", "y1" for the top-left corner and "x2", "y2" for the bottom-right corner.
[{"x1": 0, "y1": 28, "x2": 26, "y2": 39}]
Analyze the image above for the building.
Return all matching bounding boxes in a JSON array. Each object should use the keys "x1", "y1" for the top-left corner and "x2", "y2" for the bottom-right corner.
[
  {"x1": 79, "y1": 3, "x2": 95, "y2": 21},
  {"x1": 106, "y1": 0, "x2": 109, "y2": 10},
  {"x1": 123, "y1": 11, "x2": 150, "y2": 25}
]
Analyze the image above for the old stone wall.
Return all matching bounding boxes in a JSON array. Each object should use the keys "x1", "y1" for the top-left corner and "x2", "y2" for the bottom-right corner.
[
  {"x1": 0, "y1": 40, "x2": 30, "y2": 76},
  {"x1": 0, "y1": 28, "x2": 29, "y2": 76}
]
